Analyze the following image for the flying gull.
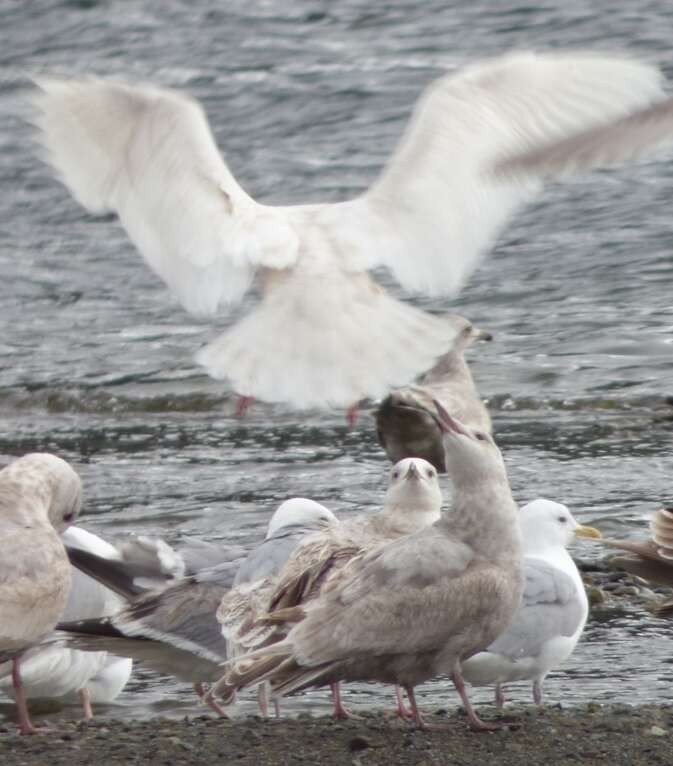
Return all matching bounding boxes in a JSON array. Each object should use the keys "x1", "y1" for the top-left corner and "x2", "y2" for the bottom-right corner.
[
  {"x1": 31, "y1": 52, "x2": 673, "y2": 413},
  {"x1": 210, "y1": 405, "x2": 523, "y2": 731},
  {"x1": 0, "y1": 453, "x2": 82, "y2": 734},
  {"x1": 495, "y1": 95, "x2": 673, "y2": 178},
  {"x1": 460, "y1": 498, "x2": 601, "y2": 707}
]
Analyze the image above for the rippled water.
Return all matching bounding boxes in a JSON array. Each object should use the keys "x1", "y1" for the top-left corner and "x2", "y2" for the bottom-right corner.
[{"x1": 1, "y1": 0, "x2": 673, "y2": 722}]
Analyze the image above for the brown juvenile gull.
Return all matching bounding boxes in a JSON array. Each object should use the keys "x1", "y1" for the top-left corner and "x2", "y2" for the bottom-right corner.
[
  {"x1": 461, "y1": 498, "x2": 601, "y2": 708},
  {"x1": 0, "y1": 453, "x2": 82, "y2": 734},
  {"x1": 600, "y1": 506, "x2": 673, "y2": 613},
  {"x1": 375, "y1": 315, "x2": 492, "y2": 472},
  {"x1": 210, "y1": 406, "x2": 523, "y2": 731},
  {"x1": 57, "y1": 498, "x2": 336, "y2": 715},
  {"x1": 216, "y1": 457, "x2": 442, "y2": 719},
  {"x1": 31, "y1": 52, "x2": 672, "y2": 413}
]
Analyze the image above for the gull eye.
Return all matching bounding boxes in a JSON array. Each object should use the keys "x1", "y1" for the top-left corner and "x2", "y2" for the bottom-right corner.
[
  {"x1": 475, "y1": 432, "x2": 486, "y2": 441},
  {"x1": 63, "y1": 511, "x2": 75, "y2": 523},
  {"x1": 558, "y1": 516, "x2": 567, "y2": 524},
  {"x1": 392, "y1": 470, "x2": 400, "y2": 479},
  {"x1": 426, "y1": 469, "x2": 435, "y2": 478}
]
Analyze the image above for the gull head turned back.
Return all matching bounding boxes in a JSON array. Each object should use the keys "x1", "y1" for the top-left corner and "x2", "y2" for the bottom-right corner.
[{"x1": 1, "y1": 452, "x2": 82, "y2": 532}]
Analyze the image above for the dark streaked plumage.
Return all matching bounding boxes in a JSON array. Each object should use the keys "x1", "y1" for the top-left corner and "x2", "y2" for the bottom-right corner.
[{"x1": 375, "y1": 317, "x2": 491, "y2": 472}]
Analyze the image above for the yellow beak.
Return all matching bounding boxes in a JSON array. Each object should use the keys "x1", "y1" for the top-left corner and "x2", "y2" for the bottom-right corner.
[{"x1": 575, "y1": 525, "x2": 602, "y2": 540}]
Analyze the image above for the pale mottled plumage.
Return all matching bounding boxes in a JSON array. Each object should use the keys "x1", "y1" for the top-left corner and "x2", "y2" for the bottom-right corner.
[
  {"x1": 601, "y1": 506, "x2": 673, "y2": 613},
  {"x1": 0, "y1": 453, "x2": 82, "y2": 733},
  {"x1": 211, "y1": 409, "x2": 523, "y2": 731},
  {"x1": 0, "y1": 526, "x2": 132, "y2": 720},
  {"x1": 376, "y1": 317, "x2": 492, "y2": 472},
  {"x1": 217, "y1": 459, "x2": 442, "y2": 659},
  {"x1": 32, "y1": 52, "x2": 670, "y2": 410},
  {"x1": 461, "y1": 499, "x2": 601, "y2": 707}
]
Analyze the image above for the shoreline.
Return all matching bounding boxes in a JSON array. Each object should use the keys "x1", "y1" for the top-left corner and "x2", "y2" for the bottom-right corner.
[{"x1": 2, "y1": 705, "x2": 673, "y2": 765}]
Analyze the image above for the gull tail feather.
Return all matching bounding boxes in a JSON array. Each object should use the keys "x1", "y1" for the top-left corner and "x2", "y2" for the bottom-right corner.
[
  {"x1": 208, "y1": 644, "x2": 294, "y2": 703},
  {"x1": 195, "y1": 270, "x2": 461, "y2": 410}
]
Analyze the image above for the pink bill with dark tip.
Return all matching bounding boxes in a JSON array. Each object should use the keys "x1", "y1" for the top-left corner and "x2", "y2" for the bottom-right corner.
[{"x1": 432, "y1": 399, "x2": 470, "y2": 436}]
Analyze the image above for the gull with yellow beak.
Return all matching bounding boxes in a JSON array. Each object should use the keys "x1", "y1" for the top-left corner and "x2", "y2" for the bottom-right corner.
[{"x1": 461, "y1": 498, "x2": 601, "y2": 708}]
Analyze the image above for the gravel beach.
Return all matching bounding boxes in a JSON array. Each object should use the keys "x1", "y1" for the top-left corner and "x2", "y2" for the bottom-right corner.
[{"x1": 2, "y1": 706, "x2": 673, "y2": 766}]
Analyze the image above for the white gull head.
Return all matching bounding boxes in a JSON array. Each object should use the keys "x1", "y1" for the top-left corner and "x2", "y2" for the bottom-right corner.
[
  {"x1": 520, "y1": 498, "x2": 601, "y2": 555},
  {"x1": 384, "y1": 457, "x2": 442, "y2": 512},
  {"x1": 265, "y1": 498, "x2": 337, "y2": 539}
]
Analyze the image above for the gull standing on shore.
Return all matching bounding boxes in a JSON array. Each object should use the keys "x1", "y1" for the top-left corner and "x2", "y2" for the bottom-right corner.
[
  {"x1": 461, "y1": 499, "x2": 601, "y2": 707},
  {"x1": 0, "y1": 453, "x2": 82, "y2": 734},
  {"x1": 58, "y1": 498, "x2": 337, "y2": 714},
  {"x1": 210, "y1": 406, "x2": 523, "y2": 731},
  {"x1": 218, "y1": 457, "x2": 442, "y2": 719},
  {"x1": 0, "y1": 526, "x2": 133, "y2": 720},
  {"x1": 32, "y1": 52, "x2": 673, "y2": 413}
]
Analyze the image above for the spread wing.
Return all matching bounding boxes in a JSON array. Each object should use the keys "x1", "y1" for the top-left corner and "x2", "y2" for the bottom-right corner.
[
  {"x1": 32, "y1": 77, "x2": 300, "y2": 316},
  {"x1": 323, "y1": 51, "x2": 664, "y2": 294}
]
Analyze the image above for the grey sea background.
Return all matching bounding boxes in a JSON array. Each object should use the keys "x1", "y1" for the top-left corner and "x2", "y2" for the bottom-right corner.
[{"x1": 1, "y1": 0, "x2": 672, "y2": 721}]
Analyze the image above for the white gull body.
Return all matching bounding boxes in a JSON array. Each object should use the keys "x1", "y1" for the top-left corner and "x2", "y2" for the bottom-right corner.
[{"x1": 461, "y1": 498, "x2": 600, "y2": 706}]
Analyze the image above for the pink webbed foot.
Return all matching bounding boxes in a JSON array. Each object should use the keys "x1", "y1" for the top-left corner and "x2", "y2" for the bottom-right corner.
[
  {"x1": 393, "y1": 685, "x2": 416, "y2": 721},
  {"x1": 330, "y1": 682, "x2": 360, "y2": 720},
  {"x1": 13, "y1": 658, "x2": 57, "y2": 735},
  {"x1": 194, "y1": 682, "x2": 229, "y2": 718},
  {"x1": 452, "y1": 669, "x2": 518, "y2": 732},
  {"x1": 403, "y1": 685, "x2": 437, "y2": 730}
]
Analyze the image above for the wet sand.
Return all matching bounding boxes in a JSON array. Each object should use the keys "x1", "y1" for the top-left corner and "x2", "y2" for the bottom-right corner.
[{"x1": 2, "y1": 705, "x2": 673, "y2": 766}]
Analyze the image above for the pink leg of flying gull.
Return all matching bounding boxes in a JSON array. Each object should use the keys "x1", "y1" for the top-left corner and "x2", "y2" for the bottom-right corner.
[
  {"x1": 236, "y1": 395, "x2": 255, "y2": 417},
  {"x1": 346, "y1": 403, "x2": 359, "y2": 427},
  {"x1": 495, "y1": 682, "x2": 506, "y2": 710}
]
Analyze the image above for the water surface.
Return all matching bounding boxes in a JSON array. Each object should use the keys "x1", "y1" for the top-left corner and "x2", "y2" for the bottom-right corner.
[{"x1": 1, "y1": 0, "x2": 672, "y2": 721}]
